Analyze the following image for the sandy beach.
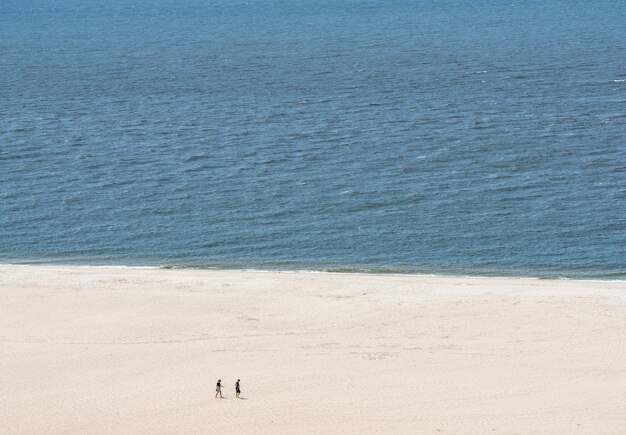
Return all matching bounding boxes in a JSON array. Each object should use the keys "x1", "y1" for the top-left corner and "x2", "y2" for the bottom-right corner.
[{"x1": 1, "y1": 265, "x2": 625, "y2": 434}]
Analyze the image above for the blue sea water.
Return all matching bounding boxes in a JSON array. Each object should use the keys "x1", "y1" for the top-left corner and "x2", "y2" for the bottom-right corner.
[{"x1": 1, "y1": 0, "x2": 625, "y2": 278}]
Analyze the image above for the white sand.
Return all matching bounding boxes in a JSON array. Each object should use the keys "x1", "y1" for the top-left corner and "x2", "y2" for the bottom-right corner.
[{"x1": 1, "y1": 265, "x2": 625, "y2": 434}]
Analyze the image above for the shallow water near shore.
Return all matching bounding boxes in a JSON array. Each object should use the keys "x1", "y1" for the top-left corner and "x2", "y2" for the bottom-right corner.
[{"x1": 1, "y1": 0, "x2": 625, "y2": 278}]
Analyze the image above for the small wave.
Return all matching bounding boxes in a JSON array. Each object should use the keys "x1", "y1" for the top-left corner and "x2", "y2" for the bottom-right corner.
[
  {"x1": 324, "y1": 267, "x2": 374, "y2": 273},
  {"x1": 185, "y1": 154, "x2": 208, "y2": 162},
  {"x1": 160, "y1": 265, "x2": 197, "y2": 269}
]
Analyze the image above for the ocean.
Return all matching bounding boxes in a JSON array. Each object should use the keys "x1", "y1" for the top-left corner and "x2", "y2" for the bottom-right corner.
[{"x1": 1, "y1": 0, "x2": 625, "y2": 278}]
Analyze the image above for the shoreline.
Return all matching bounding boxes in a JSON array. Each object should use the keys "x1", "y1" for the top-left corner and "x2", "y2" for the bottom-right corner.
[
  {"x1": 2, "y1": 265, "x2": 626, "y2": 433},
  {"x1": 2, "y1": 262, "x2": 625, "y2": 282}
]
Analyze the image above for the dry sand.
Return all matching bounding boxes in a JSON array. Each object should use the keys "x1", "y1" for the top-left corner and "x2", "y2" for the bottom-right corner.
[{"x1": 1, "y1": 265, "x2": 625, "y2": 434}]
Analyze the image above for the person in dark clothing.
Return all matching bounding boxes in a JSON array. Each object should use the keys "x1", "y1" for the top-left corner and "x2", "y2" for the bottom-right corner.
[
  {"x1": 215, "y1": 379, "x2": 223, "y2": 398},
  {"x1": 235, "y1": 379, "x2": 241, "y2": 398}
]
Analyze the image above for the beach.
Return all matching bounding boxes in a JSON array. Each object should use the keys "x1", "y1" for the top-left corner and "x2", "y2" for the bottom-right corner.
[{"x1": 1, "y1": 265, "x2": 625, "y2": 433}]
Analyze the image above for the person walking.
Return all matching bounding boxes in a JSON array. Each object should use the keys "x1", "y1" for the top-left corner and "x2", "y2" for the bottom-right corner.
[
  {"x1": 235, "y1": 379, "x2": 241, "y2": 398},
  {"x1": 215, "y1": 379, "x2": 223, "y2": 398}
]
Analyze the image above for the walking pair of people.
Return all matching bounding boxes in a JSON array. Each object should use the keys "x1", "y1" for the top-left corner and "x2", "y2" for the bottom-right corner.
[{"x1": 215, "y1": 379, "x2": 241, "y2": 398}]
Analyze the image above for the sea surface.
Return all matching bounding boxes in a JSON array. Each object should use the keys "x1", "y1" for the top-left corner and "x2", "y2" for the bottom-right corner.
[{"x1": 1, "y1": 0, "x2": 625, "y2": 278}]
